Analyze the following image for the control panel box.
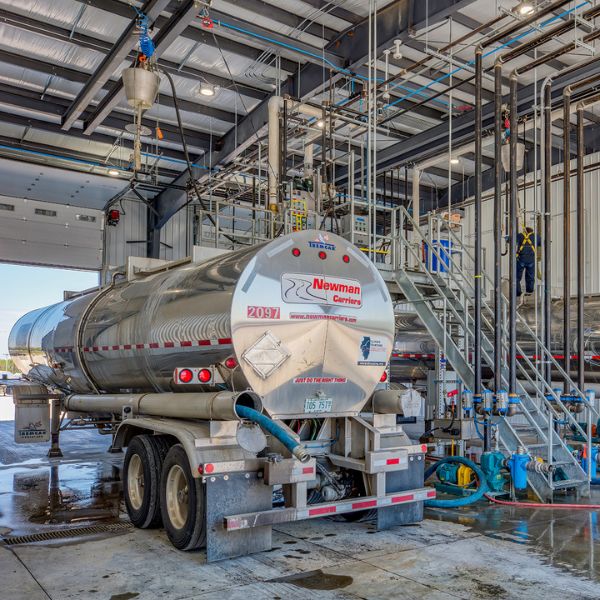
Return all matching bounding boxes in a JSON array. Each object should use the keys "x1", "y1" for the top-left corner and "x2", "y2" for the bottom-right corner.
[{"x1": 340, "y1": 214, "x2": 370, "y2": 246}]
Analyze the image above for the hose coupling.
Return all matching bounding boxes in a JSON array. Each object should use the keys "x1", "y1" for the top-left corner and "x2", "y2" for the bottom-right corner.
[{"x1": 292, "y1": 445, "x2": 311, "y2": 463}]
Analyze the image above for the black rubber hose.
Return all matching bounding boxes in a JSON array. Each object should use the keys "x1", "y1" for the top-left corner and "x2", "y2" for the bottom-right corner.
[{"x1": 161, "y1": 69, "x2": 238, "y2": 245}]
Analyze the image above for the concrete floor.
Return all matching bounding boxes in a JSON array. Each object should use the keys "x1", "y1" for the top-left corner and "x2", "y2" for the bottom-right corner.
[{"x1": 1, "y1": 397, "x2": 600, "y2": 599}]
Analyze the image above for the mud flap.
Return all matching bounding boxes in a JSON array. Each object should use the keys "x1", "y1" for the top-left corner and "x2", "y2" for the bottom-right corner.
[
  {"x1": 205, "y1": 472, "x2": 272, "y2": 562},
  {"x1": 377, "y1": 455, "x2": 425, "y2": 529}
]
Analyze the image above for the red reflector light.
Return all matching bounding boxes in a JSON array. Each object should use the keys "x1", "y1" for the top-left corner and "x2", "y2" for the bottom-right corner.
[
  {"x1": 380, "y1": 371, "x2": 388, "y2": 382},
  {"x1": 178, "y1": 369, "x2": 193, "y2": 383},
  {"x1": 292, "y1": 247, "x2": 301, "y2": 257},
  {"x1": 204, "y1": 463, "x2": 214, "y2": 474},
  {"x1": 318, "y1": 251, "x2": 327, "y2": 260},
  {"x1": 198, "y1": 368, "x2": 212, "y2": 383},
  {"x1": 343, "y1": 254, "x2": 350, "y2": 263},
  {"x1": 224, "y1": 357, "x2": 237, "y2": 369}
]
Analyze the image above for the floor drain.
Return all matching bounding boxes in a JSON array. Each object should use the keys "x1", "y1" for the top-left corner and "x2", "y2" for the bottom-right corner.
[{"x1": 1, "y1": 522, "x2": 132, "y2": 545}]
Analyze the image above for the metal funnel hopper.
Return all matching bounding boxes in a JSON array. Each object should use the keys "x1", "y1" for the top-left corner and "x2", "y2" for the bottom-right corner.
[{"x1": 122, "y1": 67, "x2": 160, "y2": 110}]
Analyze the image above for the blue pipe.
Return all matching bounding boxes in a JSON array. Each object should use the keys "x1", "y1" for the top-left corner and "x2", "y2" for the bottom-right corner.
[
  {"x1": 591, "y1": 478, "x2": 600, "y2": 485},
  {"x1": 425, "y1": 456, "x2": 488, "y2": 508},
  {"x1": 236, "y1": 405, "x2": 310, "y2": 462},
  {"x1": 385, "y1": 1, "x2": 590, "y2": 110}
]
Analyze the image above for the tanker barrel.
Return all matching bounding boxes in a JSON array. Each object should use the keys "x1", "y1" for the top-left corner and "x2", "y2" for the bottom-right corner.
[{"x1": 65, "y1": 391, "x2": 263, "y2": 421}]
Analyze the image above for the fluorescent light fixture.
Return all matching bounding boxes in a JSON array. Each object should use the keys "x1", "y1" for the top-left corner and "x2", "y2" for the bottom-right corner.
[
  {"x1": 450, "y1": 158, "x2": 460, "y2": 165},
  {"x1": 108, "y1": 168, "x2": 120, "y2": 177},
  {"x1": 199, "y1": 82, "x2": 216, "y2": 96},
  {"x1": 516, "y1": 2, "x2": 534, "y2": 15}
]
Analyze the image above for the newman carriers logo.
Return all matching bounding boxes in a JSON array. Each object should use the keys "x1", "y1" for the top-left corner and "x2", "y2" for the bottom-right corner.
[
  {"x1": 281, "y1": 273, "x2": 362, "y2": 307},
  {"x1": 308, "y1": 232, "x2": 336, "y2": 251}
]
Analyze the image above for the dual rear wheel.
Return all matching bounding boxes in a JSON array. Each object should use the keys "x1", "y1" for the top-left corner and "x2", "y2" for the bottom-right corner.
[{"x1": 123, "y1": 436, "x2": 206, "y2": 550}]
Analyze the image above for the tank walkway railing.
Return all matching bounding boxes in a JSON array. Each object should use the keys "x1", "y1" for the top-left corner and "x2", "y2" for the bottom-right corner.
[
  {"x1": 440, "y1": 213, "x2": 599, "y2": 422},
  {"x1": 395, "y1": 219, "x2": 562, "y2": 438},
  {"x1": 392, "y1": 208, "x2": 590, "y2": 498},
  {"x1": 396, "y1": 207, "x2": 597, "y2": 428},
  {"x1": 194, "y1": 201, "x2": 275, "y2": 249}
]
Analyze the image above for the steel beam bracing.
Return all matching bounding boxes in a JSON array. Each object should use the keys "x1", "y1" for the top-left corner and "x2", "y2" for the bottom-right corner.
[{"x1": 153, "y1": 0, "x2": 477, "y2": 228}]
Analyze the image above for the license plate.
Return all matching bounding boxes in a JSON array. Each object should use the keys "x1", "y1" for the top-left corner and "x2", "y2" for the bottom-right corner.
[{"x1": 304, "y1": 398, "x2": 333, "y2": 413}]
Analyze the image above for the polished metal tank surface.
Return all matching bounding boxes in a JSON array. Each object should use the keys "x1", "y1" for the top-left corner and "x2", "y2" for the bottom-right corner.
[
  {"x1": 387, "y1": 297, "x2": 600, "y2": 385},
  {"x1": 10, "y1": 230, "x2": 395, "y2": 418}
]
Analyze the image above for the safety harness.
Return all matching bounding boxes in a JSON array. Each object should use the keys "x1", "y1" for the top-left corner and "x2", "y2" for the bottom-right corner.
[{"x1": 517, "y1": 229, "x2": 535, "y2": 257}]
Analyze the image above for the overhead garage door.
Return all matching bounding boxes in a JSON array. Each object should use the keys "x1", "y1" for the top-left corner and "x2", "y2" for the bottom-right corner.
[{"x1": 0, "y1": 195, "x2": 103, "y2": 270}]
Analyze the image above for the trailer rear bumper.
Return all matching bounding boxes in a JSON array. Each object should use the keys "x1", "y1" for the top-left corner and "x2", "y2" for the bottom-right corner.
[{"x1": 225, "y1": 486, "x2": 435, "y2": 531}]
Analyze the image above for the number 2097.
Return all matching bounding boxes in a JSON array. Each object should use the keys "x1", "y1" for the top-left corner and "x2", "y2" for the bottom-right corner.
[{"x1": 247, "y1": 305, "x2": 281, "y2": 319}]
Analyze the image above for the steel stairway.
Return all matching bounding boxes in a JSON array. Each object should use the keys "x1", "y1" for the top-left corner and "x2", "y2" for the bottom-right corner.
[{"x1": 391, "y1": 208, "x2": 595, "y2": 501}]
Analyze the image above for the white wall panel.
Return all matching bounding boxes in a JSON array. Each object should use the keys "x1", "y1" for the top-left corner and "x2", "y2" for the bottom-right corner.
[
  {"x1": 160, "y1": 206, "x2": 191, "y2": 261},
  {"x1": 462, "y1": 152, "x2": 600, "y2": 298},
  {"x1": 0, "y1": 195, "x2": 102, "y2": 270},
  {"x1": 103, "y1": 198, "x2": 147, "y2": 268}
]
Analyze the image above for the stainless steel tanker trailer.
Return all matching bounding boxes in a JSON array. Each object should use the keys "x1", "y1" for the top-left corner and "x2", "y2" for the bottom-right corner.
[{"x1": 9, "y1": 229, "x2": 432, "y2": 561}]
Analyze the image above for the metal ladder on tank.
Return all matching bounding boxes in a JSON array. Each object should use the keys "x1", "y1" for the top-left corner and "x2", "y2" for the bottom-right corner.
[{"x1": 391, "y1": 207, "x2": 597, "y2": 501}]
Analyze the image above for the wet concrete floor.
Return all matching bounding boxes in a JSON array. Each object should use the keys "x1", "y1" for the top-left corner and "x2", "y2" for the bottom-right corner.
[{"x1": 1, "y1": 417, "x2": 600, "y2": 599}]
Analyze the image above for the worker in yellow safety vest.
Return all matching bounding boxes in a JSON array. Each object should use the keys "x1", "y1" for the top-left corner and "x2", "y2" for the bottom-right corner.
[{"x1": 516, "y1": 226, "x2": 540, "y2": 296}]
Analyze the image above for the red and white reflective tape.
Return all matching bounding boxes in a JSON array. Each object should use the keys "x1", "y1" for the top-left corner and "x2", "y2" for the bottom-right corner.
[
  {"x1": 299, "y1": 488, "x2": 435, "y2": 518},
  {"x1": 391, "y1": 352, "x2": 600, "y2": 362},
  {"x1": 225, "y1": 487, "x2": 435, "y2": 531},
  {"x1": 54, "y1": 338, "x2": 233, "y2": 354}
]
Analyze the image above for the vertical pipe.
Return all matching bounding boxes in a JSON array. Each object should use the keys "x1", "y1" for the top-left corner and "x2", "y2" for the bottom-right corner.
[
  {"x1": 509, "y1": 73, "x2": 518, "y2": 395},
  {"x1": 281, "y1": 98, "x2": 288, "y2": 208},
  {"x1": 474, "y1": 48, "x2": 483, "y2": 399},
  {"x1": 321, "y1": 104, "x2": 327, "y2": 190},
  {"x1": 494, "y1": 61, "x2": 503, "y2": 394},
  {"x1": 577, "y1": 107, "x2": 585, "y2": 391},
  {"x1": 267, "y1": 96, "x2": 281, "y2": 212},
  {"x1": 474, "y1": 48, "x2": 489, "y2": 449},
  {"x1": 543, "y1": 83, "x2": 552, "y2": 384},
  {"x1": 563, "y1": 90, "x2": 571, "y2": 393}
]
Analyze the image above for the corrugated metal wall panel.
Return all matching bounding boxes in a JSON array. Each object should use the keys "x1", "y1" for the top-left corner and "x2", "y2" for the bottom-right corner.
[
  {"x1": 160, "y1": 206, "x2": 191, "y2": 261},
  {"x1": 103, "y1": 199, "x2": 147, "y2": 268}
]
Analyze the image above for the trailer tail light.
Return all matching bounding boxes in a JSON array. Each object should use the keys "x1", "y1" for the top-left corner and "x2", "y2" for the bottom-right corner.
[
  {"x1": 178, "y1": 368, "x2": 194, "y2": 383},
  {"x1": 318, "y1": 251, "x2": 327, "y2": 260},
  {"x1": 291, "y1": 247, "x2": 301, "y2": 257},
  {"x1": 380, "y1": 371, "x2": 388, "y2": 383},
  {"x1": 198, "y1": 368, "x2": 212, "y2": 383},
  {"x1": 224, "y1": 357, "x2": 237, "y2": 369},
  {"x1": 343, "y1": 254, "x2": 350, "y2": 263}
]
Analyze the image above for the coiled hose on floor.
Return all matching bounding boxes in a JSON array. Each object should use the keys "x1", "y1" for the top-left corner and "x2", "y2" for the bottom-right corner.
[
  {"x1": 236, "y1": 405, "x2": 310, "y2": 462},
  {"x1": 425, "y1": 456, "x2": 488, "y2": 508}
]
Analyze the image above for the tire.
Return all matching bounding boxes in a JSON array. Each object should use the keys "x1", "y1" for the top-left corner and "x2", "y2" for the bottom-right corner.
[
  {"x1": 160, "y1": 444, "x2": 206, "y2": 551},
  {"x1": 123, "y1": 435, "x2": 170, "y2": 529}
]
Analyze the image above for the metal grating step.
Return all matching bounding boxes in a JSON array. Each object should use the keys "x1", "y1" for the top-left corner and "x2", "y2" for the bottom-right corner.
[
  {"x1": 1, "y1": 522, "x2": 132, "y2": 546},
  {"x1": 552, "y1": 479, "x2": 589, "y2": 489}
]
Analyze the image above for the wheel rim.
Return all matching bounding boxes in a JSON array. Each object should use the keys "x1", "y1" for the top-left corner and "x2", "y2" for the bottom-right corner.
[
  {"x1": 165, "y1": 464, "x2": 189, "y2": 530},
  {"x1": 127, "y1": 453, "x2": 144, "y2": 511}
]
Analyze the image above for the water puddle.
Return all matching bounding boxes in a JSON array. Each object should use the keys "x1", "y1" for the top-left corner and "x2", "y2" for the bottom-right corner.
[
  {"x1": 271, "y1": 569, "x2": 353, "y2": 590},
  {"x1": 0, "y1": 461, "x2": 122, "y2": 536}
]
